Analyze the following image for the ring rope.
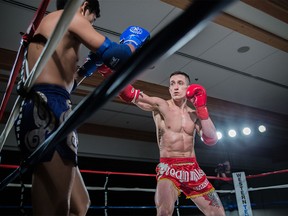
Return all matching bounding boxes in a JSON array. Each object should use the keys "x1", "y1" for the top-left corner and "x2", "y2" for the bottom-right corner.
[
  {"x1": 2, "y1": 202, "x2": 287, "y2": 210},
  {"x1": 1, "y1": 163, "x2": 287, "y2": 180},
  {"x1": 0, "y1": 0, "x2": 82, "y2": 152},
  {"x1": 5, "y1": 183, "x2": 288, "y2": 192},
  {"x1": 0, "y1": 0, "x2": 237, "y2": 191},
  {"x1": 2, "y1": 164, "x2": 288, "y2": 192}
]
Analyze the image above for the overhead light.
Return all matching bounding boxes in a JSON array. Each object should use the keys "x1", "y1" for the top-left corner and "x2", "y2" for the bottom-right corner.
[
  {"x1": 228, "y1": 129, "x2": 237, "y2": 138},
  {"x1": 217, "y1": 131, "x2": 223, "y2": 140},
  {"x1": 237, "y1": 46, "x2": 250, "y2": 53},
  {"x1": 258, "y1": 125, "x2": 266, "y2": 133},
  {"x1": 242, "y1": 127, "x2": 251, "y2": 135}
]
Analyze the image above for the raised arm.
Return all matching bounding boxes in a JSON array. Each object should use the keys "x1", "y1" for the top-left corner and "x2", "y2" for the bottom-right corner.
[
  {"x1": 134, "y1": 92, "x2": 167, "y2": 112},
  {"x1": 76, "y1": 25, "x2": 150, "y2": 78},
  {"x1": 105, "y1": 63, "x2": 167, "y2": 111},
  {"x1": 186, "y1": 84, "x2": 218, "y2": 145}
]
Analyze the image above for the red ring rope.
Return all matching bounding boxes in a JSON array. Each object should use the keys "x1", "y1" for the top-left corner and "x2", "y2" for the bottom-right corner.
[{"x1": 0, "y1": 163, "x2": 287, "y2": 180}]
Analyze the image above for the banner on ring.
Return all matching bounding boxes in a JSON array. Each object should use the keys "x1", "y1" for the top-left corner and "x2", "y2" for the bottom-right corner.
[{"x1": 232, "y1": 172, "x2": 253, "y2": 216}]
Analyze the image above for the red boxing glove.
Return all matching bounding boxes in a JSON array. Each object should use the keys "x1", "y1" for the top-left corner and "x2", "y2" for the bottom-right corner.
[
  {"x1": 97, "y1": 64, "x2": 140, "y2": 103},
  {"x1": 186, "y1": 84, "x2": 209, "y2": 120},
  {"x1": 119, "y1": 84, "x2": 141, "y2": 103},
  {"x1": 97, "y1": 64, "x2": 113, "y2": 78}
]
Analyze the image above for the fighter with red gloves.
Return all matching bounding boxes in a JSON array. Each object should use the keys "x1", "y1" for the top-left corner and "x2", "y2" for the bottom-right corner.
[
  {"x1": 95, "y1": 70, "x2": 223, "y2": 215},
  {"x1": 78, "y1": 43, "x2": 222, "y2": 213}
]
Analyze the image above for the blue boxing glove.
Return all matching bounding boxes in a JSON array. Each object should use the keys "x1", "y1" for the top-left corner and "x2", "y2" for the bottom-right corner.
[
  {"x1": 77, "y1": 51, "x2": 103, "y2": 77},
  {"x1": 77, "y1": 37, "x2": 112, "y2": 77},
  {"x1": 78, "y1": 36, "x2": 132, "y2": 75},
  {"x1": 119, "y1": 26, "x2": 150, "y2": 50},
  {"x1": 102, "y1": 42, "x2": 132, "y2": 69}
]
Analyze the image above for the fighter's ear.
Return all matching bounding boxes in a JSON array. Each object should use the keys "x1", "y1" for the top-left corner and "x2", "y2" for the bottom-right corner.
[
  {"x1": 80, "y1": 1, "x2": 89, "y2": 15},
  {"x1": 84, "y1": 1, "x2": 89, "y2": 12}
]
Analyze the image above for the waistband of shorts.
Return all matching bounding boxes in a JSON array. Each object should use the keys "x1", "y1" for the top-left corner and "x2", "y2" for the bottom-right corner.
[
  {"x1": 32, "y1": 84, "x2": 70, "y2": 99},
  {"x1": 160, "y1": 157, "x2": 197, "y2": 164}
]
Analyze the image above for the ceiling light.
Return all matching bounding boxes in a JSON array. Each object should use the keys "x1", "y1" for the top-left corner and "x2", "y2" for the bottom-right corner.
[
  {"x1": 237, "y1": 46, "x2": 250, "y2": 53},
  {"x1": 228, "y1": 129, "x2": 237, "y2": 138},
  {"x1": 258, "y1": 125, "x2": 266, "y2": 133},
  {"x1": 242, "y1": 127, "x2": 251, "y2": 135},
  {"x1": 217, "y1": 132, "x2": 223, "y2": 140}
]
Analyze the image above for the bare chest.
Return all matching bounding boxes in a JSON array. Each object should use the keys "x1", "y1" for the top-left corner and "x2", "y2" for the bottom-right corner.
[{"x1": 163, "y1": 109, "x2": 195, "y2": 135}]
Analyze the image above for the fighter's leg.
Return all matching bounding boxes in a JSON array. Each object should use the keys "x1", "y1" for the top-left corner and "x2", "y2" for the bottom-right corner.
[
  {"x1": 191, "y1": 190, "x2": 225, "y2": 216},
  {"x1": 31, "y1": 151, "x2": 76, "y2": 215},
  {"x1": 155, "y1": 179, "x2": 179, "y2": 216},
  {"x1": 70, "y1": 167, "x2": 90, "y2": 216}
]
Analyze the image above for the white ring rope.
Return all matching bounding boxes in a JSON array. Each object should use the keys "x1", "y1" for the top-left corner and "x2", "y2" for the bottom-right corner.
[
  {"x1": 0, "y1": 0, "x2": 83, "y2": 152},
  {"x1": 7, "y1": 183, "x2": 288, "y2": 192}
]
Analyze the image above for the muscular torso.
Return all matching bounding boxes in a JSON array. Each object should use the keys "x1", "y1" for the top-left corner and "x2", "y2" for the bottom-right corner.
[
  {"x1": 153, "y1": 100, "x2": 198, "y2": 158},
  {"x1": 27, "y1": 10, "x2": 80, "y2": 93}
]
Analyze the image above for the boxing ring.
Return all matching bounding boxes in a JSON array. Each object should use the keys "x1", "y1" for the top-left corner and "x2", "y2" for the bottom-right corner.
[
  {"x1": 0, "y1": 0, "x2": 276, "y2": 215},
  {"x1": 1, "y1": 0, "x2": 287, "y2": 215},
  {"x1": 0, "y1": 163, "x2": 288, "y2": 215}
]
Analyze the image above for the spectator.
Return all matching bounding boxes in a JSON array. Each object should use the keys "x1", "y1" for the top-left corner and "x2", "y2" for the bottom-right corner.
[{"x1": 215, "y1": 161, "x2": 236, "y2": 214}]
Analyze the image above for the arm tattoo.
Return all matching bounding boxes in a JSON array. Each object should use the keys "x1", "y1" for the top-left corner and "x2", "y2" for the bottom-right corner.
[{"x1": 203, "y1": 191, "x2": 222, "y2": 208}]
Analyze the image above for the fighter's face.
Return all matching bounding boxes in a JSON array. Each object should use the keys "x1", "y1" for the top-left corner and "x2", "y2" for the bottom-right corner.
[
  {"x1": 169, "y1": 74, "x2": 189, "y2": 100},
  {"x1": 84, "y1": 10, "x2": 96, "y2": 25},
  {"x1": 81, "y1": 3, "x2": 97, "y2": 25}
]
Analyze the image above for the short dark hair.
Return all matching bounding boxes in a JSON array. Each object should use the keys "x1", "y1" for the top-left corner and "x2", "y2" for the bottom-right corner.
[
  {"x1": 56, "y1": 0, "x2": 100, "y2": 18},
  {"x1": 170, "y1": 71, "x2": 190, "y2": 84}
]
